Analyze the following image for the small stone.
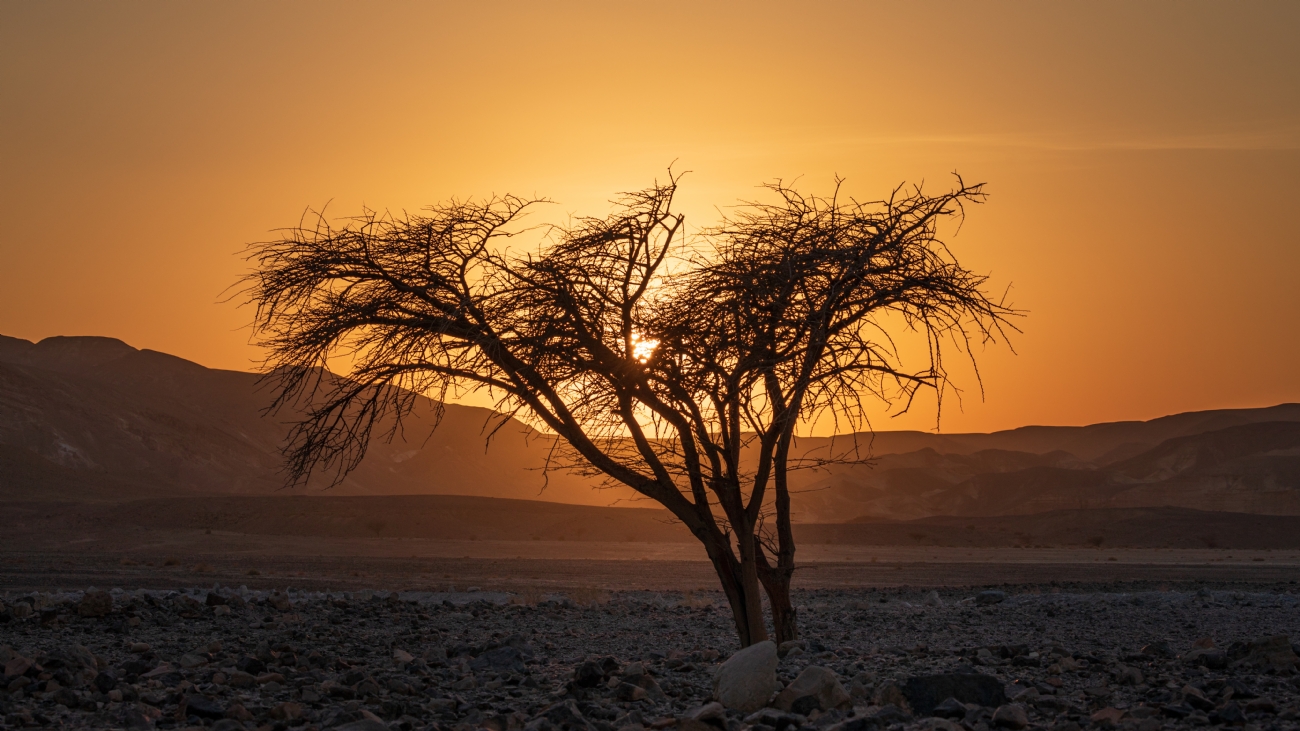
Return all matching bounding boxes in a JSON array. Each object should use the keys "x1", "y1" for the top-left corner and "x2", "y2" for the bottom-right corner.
[
  {"x1": 932, "y1": 697, "x2": 968, "y2": 719},
  {"x1": 78, "y1": 590, "x2": 113, "y2": 617},
  {"x1": 335, "y1": 720, "x2": 390, "y2": 731},
  {"x1": 777, "y1": 640, "x2": 806, "y2": 659},
  {"x1": 616, "y1": 682, "x2": 648, "y2": 701},
  {"x1": 678, "y1": 702, "x2": 726, "y2": 731},
  {"x1": 771, "y1": 665, "x2": 851, "y2": 714},
  {"x1": 992, "y1": 704, "x2": 1029, "y2": 729},
  {"x1": 178, "y1": 653, "x2": 209, "y2": 669},
  {"x1": 875, "y1": 680, "x2": 909, "y2": 709},
  {"x1": 873, "y1": 704, "x2": 912, "y2": 725},
  {"x1": 1116, "y1": 666, "x2": 1142, "y2": 685},
  {"x1": 1140, "y1": 640, "x2": 1174, "y2": 658},
  {"x1": 712, "y1": 640, "x2": 778, "y2": 713},
  {"x1": 1244, "y1": 698, "x2": 1275, "y2": 714},
  {"x1": 270, "y1": 701, "x2": 303, "y2": 721},
  {"x1": 975, "y1": 591, "x2": 1007, "y2": 606},
  {"x1": 1237, "y1": 636, "x2": 1298, "y2": 671},
  {"x1": 1211, "y1": 702, "x2": 1247, "y2": 725},
  {"x1": 848, "y1": 671, "x2": 875, "y2": 700},
  {"x1": 1090, "y1": 707, "x2": 1125, "y2": 726},
  {"x1": 574, "y1": 659, "x2": 606, "y2": 688},
  {"x1": 532, "y1": 699, "x2": 595, "y2": 731},
  {"x1": 224, "y1": 702, "x2": 254, "y2": 721},
  {"x1": 129, "y1": 642, "x2": 151, "y2": 654},
  {"x1": 184, "y1": 696, "x2": 225, "y2": 720},
  {"x1": 902, "y1": 673, "x2": 1007, "y2": 716}
]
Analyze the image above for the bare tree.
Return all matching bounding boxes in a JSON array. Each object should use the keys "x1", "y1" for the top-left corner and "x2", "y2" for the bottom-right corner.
[{"x1": 243, "y1": 172, "x2": 1016, "y2": 646}]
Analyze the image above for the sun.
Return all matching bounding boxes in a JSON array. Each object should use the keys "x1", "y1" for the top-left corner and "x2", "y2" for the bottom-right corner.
[{"x1": 631, "y1": 333, "x2": 659, "y2": 364}]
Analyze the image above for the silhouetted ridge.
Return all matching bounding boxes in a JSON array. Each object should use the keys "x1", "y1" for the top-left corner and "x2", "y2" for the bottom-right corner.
[{"x1": 2, "y1": 332, "x2": 1298, "y2": 519}]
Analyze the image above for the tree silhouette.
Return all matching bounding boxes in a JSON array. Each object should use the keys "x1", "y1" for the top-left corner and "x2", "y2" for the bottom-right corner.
[{"x1": 243, "y1": 172, "x2": 1016, "y2": 646}]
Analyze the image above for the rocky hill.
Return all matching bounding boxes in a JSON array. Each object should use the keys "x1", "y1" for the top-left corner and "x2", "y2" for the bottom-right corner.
[{"x1": 2, "y1": 334, "x2": 1298, "y2": 521}]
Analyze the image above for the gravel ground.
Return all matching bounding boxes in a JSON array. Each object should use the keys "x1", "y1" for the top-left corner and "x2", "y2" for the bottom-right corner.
[{"x1": 1, "y1": 584, "x2": 1299, "y2": 731}]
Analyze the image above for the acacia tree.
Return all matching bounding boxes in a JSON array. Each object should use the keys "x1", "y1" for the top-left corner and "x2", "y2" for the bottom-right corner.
[{"x1": 244, "y1": 173, "x2": 1015, "y2": 646}]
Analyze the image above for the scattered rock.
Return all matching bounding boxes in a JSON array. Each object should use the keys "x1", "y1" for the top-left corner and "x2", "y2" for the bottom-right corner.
[
  {"x1": 712, "y1": 640, "x2": 778, "y2": 713},
  {"x1": 771, "y1": 665, "x2": 850, "y2": 714},
  {"x1": 1235, "y1": 635, "x2": 1298, "y2": 671},
  {"x1": 902, "y1": 673, "x2": 1007, "y2": 716},
  {"x1": 992, "y1": 703, "x2": 1029, "y2": 729},
  {"x1": 183, "y1": 695, "x2": 225, "y2": 720},
  {"x1": 932, "y1": 697, "x2": 968, "y2": 719},
  {"x1": 1090, "y1": 707, "x2": 1125, "y2": 726},
  {"x1": 78, "y1": 590, "x2": 113, "y2": 617}
]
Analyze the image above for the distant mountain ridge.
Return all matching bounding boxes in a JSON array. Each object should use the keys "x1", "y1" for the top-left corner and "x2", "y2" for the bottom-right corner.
[{"x1": 2, "y1": 334, "x2": 1298, "y2": 520}]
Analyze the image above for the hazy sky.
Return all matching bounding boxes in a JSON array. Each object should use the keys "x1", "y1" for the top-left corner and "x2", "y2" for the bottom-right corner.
[{"x1": 2, "y1": 1, "x2": 1297, "y2": 434}]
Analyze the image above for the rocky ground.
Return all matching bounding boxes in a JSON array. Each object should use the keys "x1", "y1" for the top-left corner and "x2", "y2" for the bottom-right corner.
[{"x1": 1, "y1": 584, "x2": 1299, "y2": 731}]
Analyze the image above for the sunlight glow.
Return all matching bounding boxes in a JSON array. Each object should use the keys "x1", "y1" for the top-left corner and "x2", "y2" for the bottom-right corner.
[{"x1": 631, "y1": 333, "x2": 659, "y2": 364}]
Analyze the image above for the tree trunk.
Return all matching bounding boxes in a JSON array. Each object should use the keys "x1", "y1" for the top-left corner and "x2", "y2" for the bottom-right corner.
[
  {"x1": 702, "y1": 530, "x2": 769, "y2": 647},
  {"x1": 757, "y1": 559, "x2": 797, "y2": 644},
  {"x1": 735, "y1": 522, "x2": 770, "y2": 645}
]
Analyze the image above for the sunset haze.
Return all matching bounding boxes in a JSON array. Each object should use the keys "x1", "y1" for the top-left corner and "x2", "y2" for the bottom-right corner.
[{"x1": 2, "y1": 1, "x2": 1298, "y2": 434}]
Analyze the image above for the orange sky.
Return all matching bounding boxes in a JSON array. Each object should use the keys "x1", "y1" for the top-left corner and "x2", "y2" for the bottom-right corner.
[{"x1": 2, "y1": 1, "x2": 1298, "y2": 434}]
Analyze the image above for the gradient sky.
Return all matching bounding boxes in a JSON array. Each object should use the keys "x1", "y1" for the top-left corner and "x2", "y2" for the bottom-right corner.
[{"x1": 2, "y1": 1, "x2": 1298, "y2": 434}]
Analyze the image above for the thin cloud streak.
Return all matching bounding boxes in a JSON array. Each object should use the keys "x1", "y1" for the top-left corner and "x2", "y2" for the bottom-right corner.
[{"x1": 829, "y1": 127, "x2": 1300, "y2": 153}]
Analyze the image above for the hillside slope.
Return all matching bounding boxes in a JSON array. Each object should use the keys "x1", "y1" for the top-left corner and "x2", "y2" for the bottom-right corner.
[{"x1": 3, "y1": 334, "x2": 1297, "y2": 520}]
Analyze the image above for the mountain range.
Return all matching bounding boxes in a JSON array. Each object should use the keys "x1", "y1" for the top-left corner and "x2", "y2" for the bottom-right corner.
[{"x1": 2, "y1": 334, "x2": 1298, "y2": 521}]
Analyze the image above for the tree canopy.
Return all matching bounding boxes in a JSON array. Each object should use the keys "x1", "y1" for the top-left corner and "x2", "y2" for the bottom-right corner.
[{"x1": 244, "y1": 173, "x2": 1017, "y2": 645}]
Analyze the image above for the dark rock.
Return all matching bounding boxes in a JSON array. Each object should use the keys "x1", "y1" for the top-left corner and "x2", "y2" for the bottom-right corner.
[
  {"x1": 234, "y1": 656, "x2": 266, "y2": 675},
  {"x1": 771, "y1": 665, "x2": 850, "y2": 713},
  {"x1": 121, "y1": 658, "x2": 156, "y2": 675},
  {"x1": 184, "y1": 695, "x2": 225, "y2": 720},
  {"x1": 902, "y1": 673, "x2": 1007, "y2": 716},
  {"x1": 1236, "y1": 635, "x2": 1298, "y2": 671},
  {"x1": 51, "y1": 686, "x2": 79, "y2": 707},
  {"x1": 78, "y1": 590, "x2": 113, "y2": 618},
  {"x1": 1183, "y1": 688, "x2": 1215, "y2": 712},
  {"x1": 872, "y1": 704, "x2": 911, "y2": 725},
  {"x1": 1224, "y1": 679, "x2": 1256, "y2": 699},
  {"x1": 205, "y1": 592, "x2": 227, "y2": 606},
  {"x1": 1210, "y1": 702, "x2": 1246, "y2": 726},
  {"x1": 532, "y1": 699, "x2": 595, "y2": 731},
  {"x1": 93, "y1": 670, "x2": 118, "y2": 693},
  {"x1": 614, "y1": 682, "x2": 647, "y2": 701},
  {"x1": 932, "y1": 697, "x2": 968, "y2": 719},
  {"x1": 975, "y1": 591, "x2": 1007, "y2": 606},
  {"x1": 39, "y1": 645, "x2": 96, "y2": 672},
  {"x1": 992, "y1": 704, "x2": 1029, "y2": 729},
  {"x1": 573, "y1": 660, "x2": 606, "y2": 688},
  {"x1": 472, "y1": 645, "x2": 527, "y2": 673},
  {"x1": 1140, "y1": 640, "x2": 1173, "y2": 658},
  {"x1": 335, "y1": 720, "x2": 390, "y2": 731}
]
